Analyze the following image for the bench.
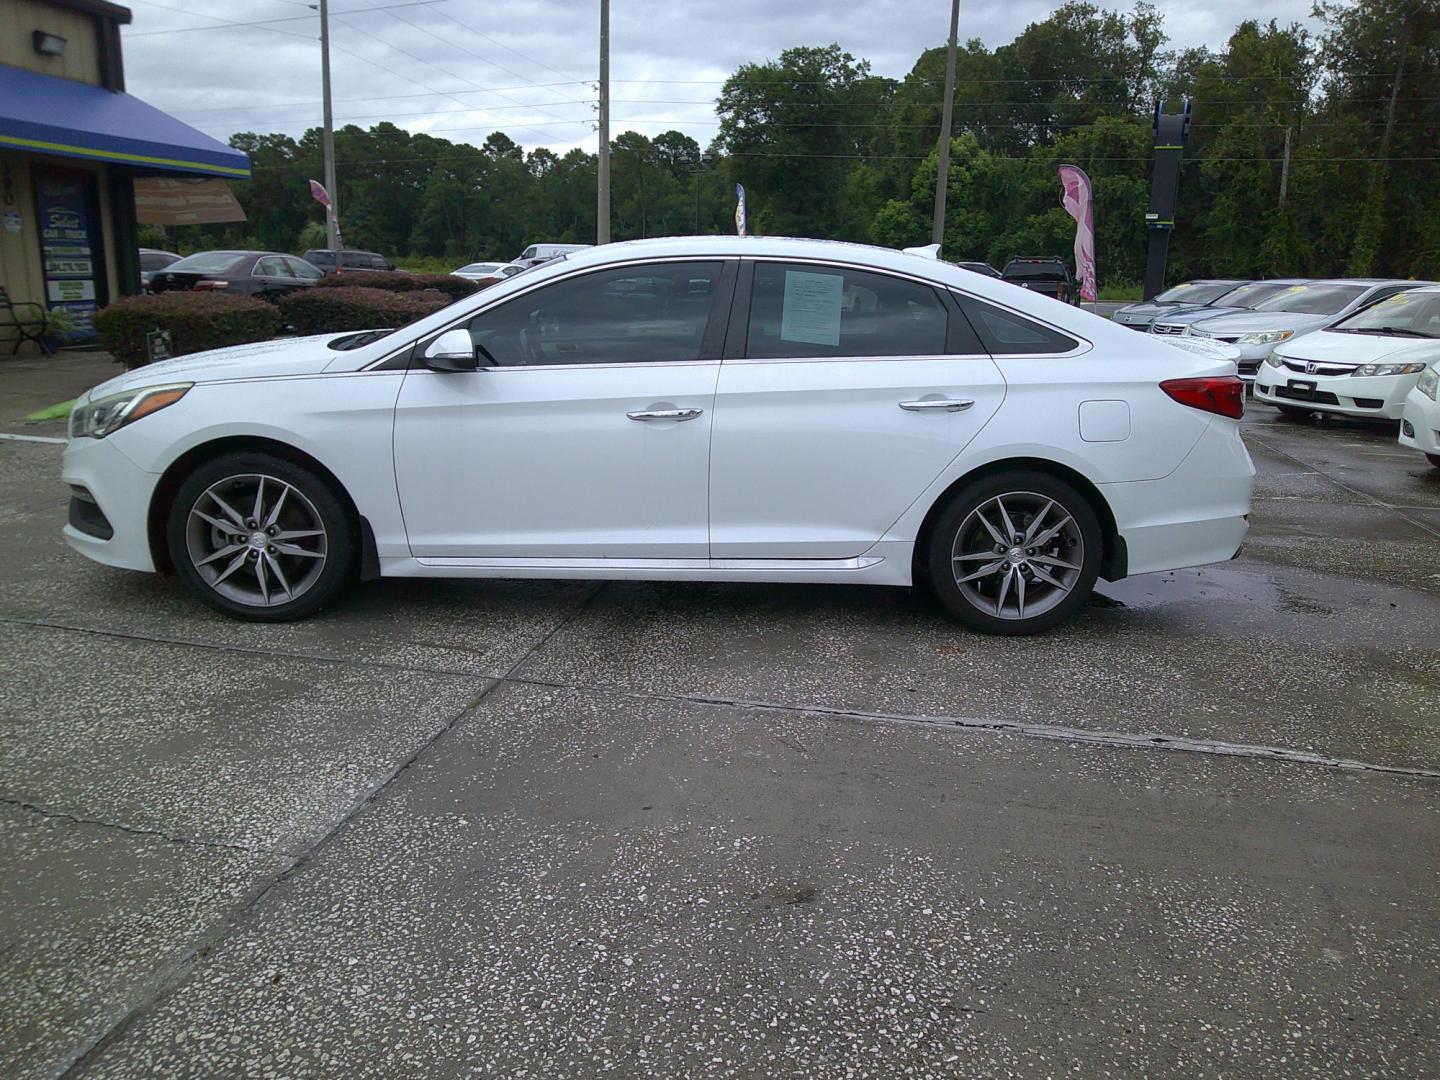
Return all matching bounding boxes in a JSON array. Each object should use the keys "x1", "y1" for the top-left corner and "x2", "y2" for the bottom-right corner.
[{"x1": 1, "y1": 285, "x2": 55, "y2": 355}]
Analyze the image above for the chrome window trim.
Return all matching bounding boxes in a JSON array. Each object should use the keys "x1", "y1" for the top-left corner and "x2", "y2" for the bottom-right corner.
[
  {"x1": 406, "y1": 359, "x2": 721, "y2": 374},
  {"x1": 365, "y1": 254, "x2": 740, "y2": 371}
]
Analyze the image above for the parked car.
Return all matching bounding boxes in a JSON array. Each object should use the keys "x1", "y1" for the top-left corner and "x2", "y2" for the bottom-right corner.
[
  {"x1": 60, "y1": 235, "x2": 1252, "y2": 635},
  {"x1": 1112, "y1": 279, "x2": 1248, "y2": 331},
  {"x1": 453, "y1": 261, "x2": 525, "y2": 287},
  {"x1": 953, "y1": 261, "x2": 1002, "y2": 279},
  {"x1": 148, "y1": 250, "x2": 324, "y2": 301},
  {"x1": 512, "y1": 243, "x2": 591, "y2": 269},
  {"x1": 1399, "y1": 362, "x2": 1440, "y2": 469},
  {"x1": 1147, "y1": 280, "x2": 1311, "y2": 337},
  {"x1": 302, "y1": 249, "x2": 396, "y2": 274},
  {"x1": 1255, "y1": 286, "x2": 1440, "y2": 421},
  {"x1": 1000, "y1": 257, "x2": 1081, "y2": 304},
  {"x1": 1187, "y1": 279, "x2": 1435, "y2": 381},
  {"x1": 139, "y1": 248, "x2": 181, "y2": 291}
]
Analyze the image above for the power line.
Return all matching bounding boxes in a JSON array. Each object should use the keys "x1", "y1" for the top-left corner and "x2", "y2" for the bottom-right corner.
[
  {"x1": 124, "y1": 0, "x2": 444, "y2": 36},
  {"x1": 167, "y1": 82, "x2": 590, "y2": 115}
]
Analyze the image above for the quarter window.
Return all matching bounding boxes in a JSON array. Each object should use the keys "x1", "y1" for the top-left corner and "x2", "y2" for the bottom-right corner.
[
  {"x1": 956, "y1": 295, "x2": 1078, "y2": 355},
  {"x1": 463, "y1": 261, "x2": 724, "y2": 367},
  {"x1": 744, "y1": 263, "x2": 948, "y2": 359}
]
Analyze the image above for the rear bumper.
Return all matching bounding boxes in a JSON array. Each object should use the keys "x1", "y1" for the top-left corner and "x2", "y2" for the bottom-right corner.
[{"x1": 1098, "y1": 418, "x2": 1254, "y2": 577}]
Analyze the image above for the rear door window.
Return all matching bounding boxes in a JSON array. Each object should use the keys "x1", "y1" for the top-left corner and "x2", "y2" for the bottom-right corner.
[{"x1": 743, "y1": 263, "x2": 949, "y2": 359}]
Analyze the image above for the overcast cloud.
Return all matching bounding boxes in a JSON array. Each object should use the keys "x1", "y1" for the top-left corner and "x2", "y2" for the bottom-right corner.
[{"x1": 123, "y1": 0, "x2": 1321, "y2": 157}]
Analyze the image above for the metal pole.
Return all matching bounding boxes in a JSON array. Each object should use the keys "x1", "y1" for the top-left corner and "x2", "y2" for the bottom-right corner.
[
  {"x1": 596, "y1": 0, "x2": 610, "y2": 244},
  {"x1": 1278, "y1": 125, "x2": 1292, "y2": 209},
  {"x1": 694, "y1": 169, "x2": 700, "y2": 234},
  {"x1": 931, "y1": 0, "x2": 959, "y2": 247},
  {"x1": 319, "y1": 0, "x2": 339, "y2": 250}
]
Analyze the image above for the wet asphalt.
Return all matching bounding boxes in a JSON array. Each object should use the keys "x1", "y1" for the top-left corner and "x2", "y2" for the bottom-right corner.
[{"x1": 1, "y1": 362, "x2": 1437, "y2": 1078}]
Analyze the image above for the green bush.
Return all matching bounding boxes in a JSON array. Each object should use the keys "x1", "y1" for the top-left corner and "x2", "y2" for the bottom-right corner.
[
  {"x1": 314, "y1": 271, "x2": 480, "y2": 301},
  {"x1": 93, "y1": 293, "x2": 281, "y2": 369},
  {"x1": 279, "y1": 286, "x2": 453, "y2": 336}
]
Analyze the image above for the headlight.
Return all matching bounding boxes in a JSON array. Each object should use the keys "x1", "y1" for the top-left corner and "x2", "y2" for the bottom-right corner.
[
  {"x1": 1417, "y1": 367, "x2": 1439, "y2": 400},
  {"x1": 1351, "y1": 363, "x2": 1427, "y2": 377},
  {"x1": 1235, "y1": 330, "x2": 1294, "y2": 345},
  {"x1": 1263, "y1": 353, "x2": 1285, "y2": 368},
  {"x1": 68, "y1": 383, "x2": 191, "y2": 439}
]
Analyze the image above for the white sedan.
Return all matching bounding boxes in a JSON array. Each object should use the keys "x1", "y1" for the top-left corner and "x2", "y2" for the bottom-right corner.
[
  {"x1": 452, "y1": 261, "x2": 523, "y2": 285},
  {"x1": 1255, "y1": 286, "x2": 1440, "y2": 420},
  {"x1": 1399, "y1": 364, "x2": 1440, "y2": 469},
  {"x1": 61, "y1": 237, "x2": 1254, "y2": 635}
]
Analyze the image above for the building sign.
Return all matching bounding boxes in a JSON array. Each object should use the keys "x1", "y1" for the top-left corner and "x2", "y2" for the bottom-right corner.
[
  {"x1": 146, "y1": 329, "x2": 173, "y2": 364},
  {"x1": 35, "y1": 172, "x2": 100, "y2": 342},
  {"x1": 134, "y1": 177, "x2": 247, "y2": 225}
]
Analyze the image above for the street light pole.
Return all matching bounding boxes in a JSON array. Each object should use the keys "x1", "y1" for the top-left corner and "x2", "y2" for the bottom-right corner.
[
  {"x1": 596, "y1": 0, "x2": 610, "y2": 244},
  {"x1": 319, "y1": 0, "x2": 340, "y2": 250},
  {"x1": 931, "y1": 0, "x2": 959, "y2": 248}
]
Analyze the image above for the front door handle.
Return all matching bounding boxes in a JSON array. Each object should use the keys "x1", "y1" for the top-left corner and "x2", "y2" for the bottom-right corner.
[
  {"x1": 627, "y1": 408, "x2": 704, "y2": 422},
  {"x1": 898, "y1": 398, "x2": 974, "y2": 412}
]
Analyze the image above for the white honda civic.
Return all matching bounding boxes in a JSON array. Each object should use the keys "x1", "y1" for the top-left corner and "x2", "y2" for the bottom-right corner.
[{"x1": 62, "y1": 237, "x2": 1254, "y2": 635}]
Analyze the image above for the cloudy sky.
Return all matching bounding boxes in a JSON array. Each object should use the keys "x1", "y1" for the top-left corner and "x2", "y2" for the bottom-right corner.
[{"x1": 123, "y1": 0, "x2": 1321, "y2": 157}]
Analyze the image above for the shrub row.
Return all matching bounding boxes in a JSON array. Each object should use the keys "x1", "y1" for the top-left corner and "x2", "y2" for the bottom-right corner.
[
  {"x1": 93, "y1": 293, "x2": 281, "y2": 369},
  {"x1": 315, "y1": 271, "x2": 480, "y2": 300},
  {"x1": 278, "y1": 286, "x2": 453, "y2": 336}
]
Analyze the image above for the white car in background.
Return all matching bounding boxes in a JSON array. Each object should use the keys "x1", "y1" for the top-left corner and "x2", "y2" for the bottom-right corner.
[
  {"x1": 1256, "y1": 286, "x2": 1440, "y2": 421},
  {"x1": 1188, "y1": 279, "x2": 1432, "y2": 380},
  {"x1": 1400, "y1": 363, "x2": 1440, "y2": 469},
  {"x1": 452, "y1": 262, "x2": 524, "y2": 286},
  {"x1": 61, "y1": 236, "x2": 1253, "y2": 636}
]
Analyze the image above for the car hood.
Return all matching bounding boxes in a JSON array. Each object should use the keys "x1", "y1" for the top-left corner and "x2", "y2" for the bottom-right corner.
[
  {"x1": 1115, "y1": 300, "x2": 1201, "y2": 321},
  {"x1": 82, "y1": 334, "x2": 357, "y2": 401},
  {"x1": 1274, "y1": 330, "x2": 1440, "y2": 365},
  {"x1": 1190, "y1": 311, "x2": 1331, "y2": 336}
]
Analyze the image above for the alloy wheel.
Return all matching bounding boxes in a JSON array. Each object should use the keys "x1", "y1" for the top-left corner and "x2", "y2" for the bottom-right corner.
[
  {"x1": 184, "y1": 473, "x2": 328, "y2": 607},
  {"x1": 950, "y1": 491, "x2": 1085, "y2": 621}
]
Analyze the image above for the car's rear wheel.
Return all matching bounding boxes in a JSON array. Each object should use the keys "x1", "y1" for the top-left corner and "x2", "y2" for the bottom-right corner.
[
  {"x1": 1276, "y1": 405, "x2": 1314, "y2": 420},
  {"x1": 927, "y1": 471, "x2": 1102, "y2": 636},
  {"x1": 167, "y1": 452, "x2": 355, "y2": 622}
]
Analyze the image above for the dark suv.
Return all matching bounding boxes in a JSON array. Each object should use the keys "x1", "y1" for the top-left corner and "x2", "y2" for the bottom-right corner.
[
  {"x1": 302, "y1": 249, "x2": 396, "y2": 274},
  {"x1": 1001, "y1": 257, "x2": 1081, "y2": 304}
]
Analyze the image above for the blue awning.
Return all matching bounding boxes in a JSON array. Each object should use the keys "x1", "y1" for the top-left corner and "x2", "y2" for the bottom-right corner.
[{"x1": 0, "y1": 65, "x2": 250, "y2": 179}]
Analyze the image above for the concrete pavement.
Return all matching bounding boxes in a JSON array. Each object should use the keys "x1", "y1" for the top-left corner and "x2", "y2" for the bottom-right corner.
[{"x1": 0, "y1": 356, "x2": 1436, "y2": 1078}]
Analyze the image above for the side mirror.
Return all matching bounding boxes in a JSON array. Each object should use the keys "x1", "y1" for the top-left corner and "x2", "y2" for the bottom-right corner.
[{"x1": 422, "y1": 329, "x2": 478, "y2": 372}]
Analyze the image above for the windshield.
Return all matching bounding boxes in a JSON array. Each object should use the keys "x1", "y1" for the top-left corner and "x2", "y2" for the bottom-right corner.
[
  {"x1": 1154, "y1": 282, "x2": 1238, "y2": 305},
  {"x1": 1211, "y1": 281, "x2": 1295, "y2": 310},
  {"x1": 167, "y1": 251, "x2": 246, "y2": 274},
  {"x1": 1252, "y1": 283, "x2": 1365, "y2": 315},
  {"x1": 1330, "y1": 290, "x2": 1440, "y2": 337}
]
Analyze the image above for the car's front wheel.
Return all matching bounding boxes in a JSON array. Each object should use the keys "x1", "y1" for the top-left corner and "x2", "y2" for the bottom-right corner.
[
  {"x1": 167, "y1": 452, "x2": 355, "y2": 622},
  {"x1": 927, "y1": 471, "x2": 1102, "y2": 636}
]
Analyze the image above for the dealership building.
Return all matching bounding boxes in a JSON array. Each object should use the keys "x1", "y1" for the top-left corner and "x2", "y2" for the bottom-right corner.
[{"x1": 0, "y1": 0, "x2": 250, "y2": 351}]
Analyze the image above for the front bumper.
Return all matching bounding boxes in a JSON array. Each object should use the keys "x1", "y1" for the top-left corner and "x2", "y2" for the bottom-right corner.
[
  {"x1": 60, "y1": 435, "x2": 161, "y2": 572},
  {"x1": 1399, "y1": 392, "x2": 1440, "y2": 455},
  {"x1": 1253, "y1": 368, "x2": 1416, "y2": 420}
]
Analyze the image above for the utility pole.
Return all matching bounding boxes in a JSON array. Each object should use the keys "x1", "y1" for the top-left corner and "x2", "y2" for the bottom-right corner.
[
  {"x1": 596, "y1": 0, "x2": 610, "y2": 244},
  {"x1": 1278, "y1": 125, "x2": 1292, "y2": 209},
  {"x1": 930, "y1": 0, "x2": 959, "y2": 247},
  {"x1": 318, "y1": 0, "x2": 340, "y2": 250}
]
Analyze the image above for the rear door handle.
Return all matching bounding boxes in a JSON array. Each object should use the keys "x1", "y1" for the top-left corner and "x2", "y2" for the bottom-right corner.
[
  {"x1": 627, "y1": 408, "x2": 704, "y2": 422},
  {"x1": 898, "y1": 399, "x2": 974, "y2": 412}
]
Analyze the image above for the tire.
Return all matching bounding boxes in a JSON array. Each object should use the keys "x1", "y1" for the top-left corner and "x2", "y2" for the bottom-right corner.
[
  {"x1": 1276, "y1": 405, "x2": 1314, "y2": 420},
  {"x1": 167, "y1": 452, "x2": 356, "y2": 622},
  {"x1": 926, "y1": 470, "x2": 1102, "y2": 636},
  {"x1": 1427, "y1": 454, "x2": 1440, "y2": 469}
]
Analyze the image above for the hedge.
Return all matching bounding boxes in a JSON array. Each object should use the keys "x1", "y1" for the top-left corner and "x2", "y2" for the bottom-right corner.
[
  {"x1": 279, "y1": 286, "x2": 453, "y2": 336},
  {"x1": 314, "y1": 270, "x2": 480, "y2": 300},
  {"x1": 93, "y1": 293, "x2": 282, "y2": 369}
]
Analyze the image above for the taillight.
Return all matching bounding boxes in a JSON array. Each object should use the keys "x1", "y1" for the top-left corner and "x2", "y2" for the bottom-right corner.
[
  {"x1": 1161, "y1": 376, "x2": 1244, "y2": 419},
  {"x1": 193, "y1": 279, "x2": 229, "y2": 291}
]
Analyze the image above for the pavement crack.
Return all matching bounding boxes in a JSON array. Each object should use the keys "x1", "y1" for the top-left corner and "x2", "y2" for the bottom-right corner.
[
  {"x1": 0, "y1": 795, "x2": 283, "y2": 855},
  {"x1": 498, "y1": 674, "x2": 1440, "y2": 782}
]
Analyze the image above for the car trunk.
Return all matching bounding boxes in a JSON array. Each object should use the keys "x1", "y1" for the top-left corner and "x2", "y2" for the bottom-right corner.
[{"x1": 149, "y1": 272, "x2": 213, "y2": 293}]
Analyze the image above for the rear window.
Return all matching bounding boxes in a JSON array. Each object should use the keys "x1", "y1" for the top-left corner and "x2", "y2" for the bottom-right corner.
[
  {"x1": 304, "y1": 250, "x2": 337, "y2": 268},
  {"x1": 1253, "y1": 283, "x2": 1365, "y2": 316},
  {"x1": 139, "y1": 252, "x2": 178, "y2": 271},
  {"x1": 166, "y1": 251, "x2": 245, "y2": 274},
  {"x1": 1154, "y1": 282, "x2": 1239, "y2": 305},
  {"x1": 1003, "y1": 261, "x2": 1068, "y2": 281}
]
